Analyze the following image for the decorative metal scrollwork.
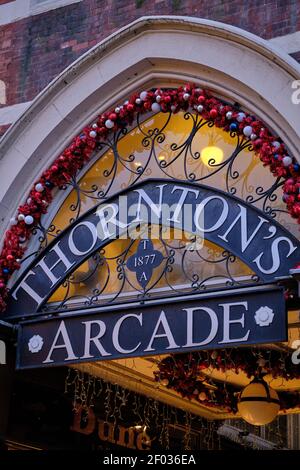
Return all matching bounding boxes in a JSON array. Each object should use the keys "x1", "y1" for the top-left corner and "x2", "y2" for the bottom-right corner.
[
  {"x1": 15, "y1": 107, "x2": 287, "y2": 310},
  {"x1": 29, "y1": 109, "x2": 288, "y2": 252}
]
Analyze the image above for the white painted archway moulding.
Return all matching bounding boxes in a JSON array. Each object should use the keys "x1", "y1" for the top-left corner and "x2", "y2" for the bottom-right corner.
[{"x1": 0, "y1": 15, "x2": 300, "y2": 247}]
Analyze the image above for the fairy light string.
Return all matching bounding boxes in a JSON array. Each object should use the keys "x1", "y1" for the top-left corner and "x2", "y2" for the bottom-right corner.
[{"x1": 64, "y1": 368, "x2": 226, "y2": 450}]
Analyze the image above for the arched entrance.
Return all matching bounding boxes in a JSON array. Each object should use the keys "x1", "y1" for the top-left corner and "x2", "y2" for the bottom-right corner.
[{"x1": 1, "y1": 17, "x2": 300, "y2": 450}]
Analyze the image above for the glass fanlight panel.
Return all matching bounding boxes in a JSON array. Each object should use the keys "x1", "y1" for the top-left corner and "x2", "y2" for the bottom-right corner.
[{"x1": 42, "y1": 111, "x2": 292, "y2": 309}]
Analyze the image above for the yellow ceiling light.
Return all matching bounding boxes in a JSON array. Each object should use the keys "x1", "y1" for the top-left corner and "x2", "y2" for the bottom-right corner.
[
  {"x1": 158, "y1": 153, "x2": 166, "y2": 161},
  {"x1": 201, "y1": 145, "x2": 224, "y2": 167},
  {"x1": 237, "y1": 377, "x2": 280, "y2": 426}
]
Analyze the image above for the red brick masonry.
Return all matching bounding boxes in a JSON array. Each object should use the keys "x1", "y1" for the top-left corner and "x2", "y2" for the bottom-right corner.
[{"x1": 0, "y1": 0, "x2": 299, "y2": 137}]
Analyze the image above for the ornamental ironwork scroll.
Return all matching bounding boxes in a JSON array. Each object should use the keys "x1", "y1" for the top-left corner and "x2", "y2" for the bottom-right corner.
[{"x1": 19, "y1": 110, "x2": 290, "y2": 266}]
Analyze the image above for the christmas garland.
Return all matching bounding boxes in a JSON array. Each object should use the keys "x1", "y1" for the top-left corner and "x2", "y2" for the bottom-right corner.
[
  {"x1": 154, "y1": 349, "x2": 300, "y2": 413},
  {"x1": 1, "y1": 83, "x2": 300, "y2": 313}
]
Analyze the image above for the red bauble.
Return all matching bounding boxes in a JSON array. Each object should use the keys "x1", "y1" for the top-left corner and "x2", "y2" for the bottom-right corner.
[
  {"x1": 286, "y1": 195, "x2": 295, "y2": 204},
  {"x1": 292, "y1": 204, "x2": 300, "y2": 217},
  {"x1": 209, "y1": 108, "x2": 218, "y2": 119}
]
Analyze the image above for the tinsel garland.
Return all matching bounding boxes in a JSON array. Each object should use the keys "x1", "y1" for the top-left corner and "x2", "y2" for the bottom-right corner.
[
  {"x1": 154, "y1": 349, "x2": 300, "y2": 413},
  {"x1": 1, "y1": 83, "x2": 300, "y2": 313}
]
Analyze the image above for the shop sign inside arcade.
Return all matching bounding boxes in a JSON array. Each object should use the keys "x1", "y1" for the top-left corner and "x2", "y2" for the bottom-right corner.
[{"x1": 7, "y1": 181, "x2": 300, "y2": 369}]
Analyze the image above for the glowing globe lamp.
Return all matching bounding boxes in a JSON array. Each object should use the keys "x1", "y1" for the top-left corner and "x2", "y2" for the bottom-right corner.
[
  {"x1": 201, "y1": 146, "x2": 224, "y2": 167},
  {"x1": 238, "y1": 378, "x2": 280, "y2": 426}
]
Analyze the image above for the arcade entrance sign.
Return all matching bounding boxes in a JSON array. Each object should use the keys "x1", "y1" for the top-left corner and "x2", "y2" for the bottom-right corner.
[
  {"x1": 7, "y1": 180, "x2": 296, "y2": 370},
  {"x1": 6, "y1": 180, "x2": 300, "y2": 319},
  {"x1": 17, "y1": 285, "x2": 286, "y2": 369}
]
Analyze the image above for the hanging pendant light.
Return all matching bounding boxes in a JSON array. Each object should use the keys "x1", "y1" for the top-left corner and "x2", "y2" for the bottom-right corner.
[{"x1": 237, "y1": 377, "x2": 280, "y2": 426}]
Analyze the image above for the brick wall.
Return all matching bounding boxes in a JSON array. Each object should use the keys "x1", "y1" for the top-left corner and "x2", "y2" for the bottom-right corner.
[{"x1": 0, "y1": 0, "x2": 299, "y2": 133}]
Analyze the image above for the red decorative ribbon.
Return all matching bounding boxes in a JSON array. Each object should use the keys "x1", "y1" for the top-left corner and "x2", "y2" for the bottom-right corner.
[{"x1": 155, "y1": 349, "x2": 300, "y2": 412}]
